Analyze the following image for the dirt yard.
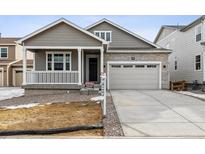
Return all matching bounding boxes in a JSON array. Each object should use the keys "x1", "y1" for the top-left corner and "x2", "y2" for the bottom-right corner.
[{"x1": 0, "y1": 101, "x2": 103, "y2": 137}]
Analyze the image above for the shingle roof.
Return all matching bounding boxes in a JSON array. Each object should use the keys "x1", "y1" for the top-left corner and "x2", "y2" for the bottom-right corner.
[
  {"x1": 180, "y1": 15, "x2": 205, "y2": 31},
  {"x1": 162, "y1": 25, "x2": 185, "y2": 29},
  {"x1": 0, "y1": 37, "x2": 21, "y2": 44}
]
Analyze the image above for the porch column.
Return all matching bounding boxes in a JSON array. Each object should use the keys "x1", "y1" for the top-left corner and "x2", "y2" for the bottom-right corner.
[
  {"x1": 78, "y1": 48, "x2": 82, "y2": 85},
  {"x1": 100, "y1": 48, "x2": 104, "y2": 73},
  {"x1": 82, "y1": 50, "x2": 84, "y2": 83},
  {"x1": 22, "y1": 46, "x2": 27, "y2": 85}
]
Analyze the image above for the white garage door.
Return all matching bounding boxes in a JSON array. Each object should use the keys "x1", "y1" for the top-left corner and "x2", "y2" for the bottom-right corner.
[
  {"x1": 0, "y1": 69, "x2": 3, "y2": 87},
  {"x1": 109, "y1": 63, "x2": 160, "y2": 89}
]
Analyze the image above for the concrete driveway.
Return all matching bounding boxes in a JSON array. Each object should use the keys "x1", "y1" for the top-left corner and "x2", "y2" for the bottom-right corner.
[{"x1": 111, "y1": 90, "x2": 205, "y2": 137}]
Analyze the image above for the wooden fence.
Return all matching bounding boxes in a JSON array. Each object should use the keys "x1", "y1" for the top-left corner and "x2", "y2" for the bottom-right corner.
[{"x1": 170, "y1": 80, "x2": 187, "y2": 91}]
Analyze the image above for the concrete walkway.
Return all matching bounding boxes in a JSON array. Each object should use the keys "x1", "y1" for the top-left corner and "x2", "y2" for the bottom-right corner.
[{"x1": 111, "y1": 90, "x2": 205, "y2": 137}]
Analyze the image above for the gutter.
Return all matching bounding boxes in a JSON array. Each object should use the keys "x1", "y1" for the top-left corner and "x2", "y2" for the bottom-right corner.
[{"x1": 6, "y1": 59, "x2": 21, "y2": 86}]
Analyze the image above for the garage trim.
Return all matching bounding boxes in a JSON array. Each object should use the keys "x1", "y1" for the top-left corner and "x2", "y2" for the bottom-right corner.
[
  {"x1": 107, "y1": 61, "x2": 162, "y2": 90},
  {"x1": 0, "y1": 67, "x2": 4, "y2": 86}
]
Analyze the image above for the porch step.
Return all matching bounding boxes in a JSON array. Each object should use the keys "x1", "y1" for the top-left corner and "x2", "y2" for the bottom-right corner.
[{"x1": 80, "y1": 87, "x2": 100, "y2": 95}]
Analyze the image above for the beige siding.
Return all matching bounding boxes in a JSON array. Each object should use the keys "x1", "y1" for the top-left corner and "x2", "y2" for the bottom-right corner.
[
  {"x1": 88, "y1": 22, "x2": 154, "y2": 48},
  {"x1": 157, "y1": 28, "x2": 176, "y2": 43},
  {"x1": 105, "y1": 53, "x2": 169, "y2": 89},
  {"x1": 24, "y1": 23, "x2": 102, "y2": 47},
  {"x1": 15, "y1": 44, "x2": 34, "y2": 60},
  {"x1": 0, "y1": 45, "x2": 15, "y2": 61},
  {"x1": 157, "y1": 21, "x2": 205, "y2": 83},
  {"x1": 35, "y1": 50, "x2": 78, "y2": 71}
]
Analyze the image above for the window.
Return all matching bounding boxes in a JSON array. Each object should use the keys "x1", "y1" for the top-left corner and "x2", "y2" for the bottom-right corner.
[
  {"x1": 54, "y1": 54, "x2": 64, "y2": 70},
  {"x1": 123, "y1": 65, "x2": 133, "y2": 68},
  {"x1": 195, "y1": 55, "x2": 201, "y2": 70},
  {"x1": 46, "y1": 52, "x2": 71, "y2": 71},
  {"x1": 94, "y1": 31, "x2": 112, "y2": 42},
  {"x1": 147, "y1": 65, "x2": 157, "y2": 68},
  {"x1": 174, "y1": 60, "x2": 177, "y2": 70},
  {"x1": 111, "y1": 65, "x2": 121, "y2": 68},
  {"x1": 47, "y1": 54, "x2": 52, "y2": 70},
  {"x1": 195, "y1": 25, "x2": 202, "y2": 42},
  {"x1": 0, "y1": 47, "x2": 8, "y2": 58},
  {"x1": 135, "y1": 65, "x2": 145, "y2": 68},
  {"x1": 65, "y1": 54, "x2": 70, "y2": 70}
]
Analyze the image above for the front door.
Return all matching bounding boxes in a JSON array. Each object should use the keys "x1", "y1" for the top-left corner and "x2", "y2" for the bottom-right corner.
[{"x1": 89, "y1": 58, "x2": 98, "y2": 81}]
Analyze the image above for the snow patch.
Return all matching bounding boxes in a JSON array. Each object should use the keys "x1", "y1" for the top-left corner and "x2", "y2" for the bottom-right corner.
[
  {"x1": 0, "y1": 88, "x2": 24, "y2": 101},
  {"x1": 90, "y1": 96, "x2": 103, "y2": 103},
  {"x1": 2, "y1": 103, "x2": 40, "y2": 110}
]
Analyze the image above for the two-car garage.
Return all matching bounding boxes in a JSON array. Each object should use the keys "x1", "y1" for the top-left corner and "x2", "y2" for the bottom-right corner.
[{"x1": 107, "y1": 61, "x2": 161, "y2": 90}]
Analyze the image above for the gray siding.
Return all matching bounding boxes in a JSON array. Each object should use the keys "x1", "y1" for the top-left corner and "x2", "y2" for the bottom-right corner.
[
  {"x1": 157, "y1": 28, "x2": 176, "y2": 42},
  {"x1": 24, "y1": 23, "x2": 102, "y2": 47},
  {"x1": 88, "y1": 22, "x2": 154, "y2": 48},
  {"x1": 35, "y1": 50, "x2": 78, "y2": 71},
  {"x1": 105, "y1": 53, "x2": 169, "y2": 89},
  {"x1": 156, "y1": 21, "x2": 205, "y2": 83}
]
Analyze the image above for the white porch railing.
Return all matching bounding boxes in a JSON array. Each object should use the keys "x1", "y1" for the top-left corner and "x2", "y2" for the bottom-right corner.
[{"x1": 26, "y1": 71, "x2": 79, "y2": 84}]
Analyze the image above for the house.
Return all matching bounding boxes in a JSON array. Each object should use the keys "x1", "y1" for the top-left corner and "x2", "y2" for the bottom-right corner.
[
  {"x1": 154, "y1": 15, "x2": 205, "y2": 86},
  {"x1": 16, "y1": 18, "x2": 170, "y2": 93},
  {"x1": 0, "y1": 36, "x2": 33, "y2": 87}
]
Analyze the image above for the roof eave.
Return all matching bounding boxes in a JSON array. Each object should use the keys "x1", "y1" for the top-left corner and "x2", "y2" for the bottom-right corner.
[
  {"x1": 85, "y1": 18, "x2": 160, "y2": 48},
  {"x1": 180, "y1": 15, "x2": 205, "y2": 32},
  {"x1": 16, "y1": 18, "x2": 108, "y2": 45}
]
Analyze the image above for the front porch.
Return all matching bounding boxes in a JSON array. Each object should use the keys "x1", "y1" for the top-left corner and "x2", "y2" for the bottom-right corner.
[{"x1": 23, "y1": 46, "x2": 104, "y2": 89}]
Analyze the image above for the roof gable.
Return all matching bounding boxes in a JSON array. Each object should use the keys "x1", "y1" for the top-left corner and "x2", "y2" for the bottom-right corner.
[
  {"x1": 86, "y1": 18, "x2": 160, "y2": 48},
  {"x1": 154, "y1": 26, "x2": 177, "y2": 43},
  {"x1": 17, "y1": 18, "x2": 108, "y2": 45},
  {"x1": 180, "y1": 15, "x2": 205, "y2": 32}
]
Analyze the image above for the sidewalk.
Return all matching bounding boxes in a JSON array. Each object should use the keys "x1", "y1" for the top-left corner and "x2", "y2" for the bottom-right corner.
[{"x1": 178, "y1": 91, "x2": 205, "y2": 101}]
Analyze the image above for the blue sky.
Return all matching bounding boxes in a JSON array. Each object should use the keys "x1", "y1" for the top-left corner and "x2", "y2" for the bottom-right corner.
[{"x1": 0, "y1": 15, "x2": 200, "y2": 41}]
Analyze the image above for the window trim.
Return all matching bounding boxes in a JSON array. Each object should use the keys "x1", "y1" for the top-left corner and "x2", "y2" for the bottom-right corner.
[
  {"x1": 0, "y1": 47, "x2": 8, "y2": 59},
  {"x1": 46, "y1": 51, "x2": 72, "y2": 71},
  {"x1": 195, "y1": 55, "x2": 201, "y2": 71},
  {"x1": 195, "y1": 24, "x2": 202, "y2": 42},
  {"x1": 94, "y1": 31, "x2": 112, "y2": 42}
]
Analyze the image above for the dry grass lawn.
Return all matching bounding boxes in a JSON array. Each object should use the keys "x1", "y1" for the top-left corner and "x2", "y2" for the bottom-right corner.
[{"x1": 0, "y1": 101, "x2": 103, "y2": 137}]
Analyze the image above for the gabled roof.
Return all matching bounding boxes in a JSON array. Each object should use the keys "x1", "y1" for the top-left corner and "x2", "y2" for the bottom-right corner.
[
  {"x1": 154, "y1": 16, "x2": 205, "y2": 43},
  {"x1": 180, "y1": 15, "x2": 205, "y2": 32},
  {"x1": 17, "y1": 18, "x2": 108, "y2": 45},
  {"x1": 154, "y1": 25, "x2": 183, "y2": 43},
  {"x1": 85, "y1": 18, "x2": 160, "y2": 48},
  {"x1": 162, "y1": 25, "x2": 185, "y2": 29},
  {"x1": 0, "y1": 37, "x2": 20, "y2": 45}
]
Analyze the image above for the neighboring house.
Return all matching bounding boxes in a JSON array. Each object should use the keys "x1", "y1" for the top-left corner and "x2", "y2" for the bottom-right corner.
[
  {"x1": 154, "y1": 15, "x2": 205, "y2": 85},
  {"x1": 0, "y1": 36, "x2": 33, "y2": 87},
  {"x1": 16, "y1": 18, "x2": 170, "y2": 93}
]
